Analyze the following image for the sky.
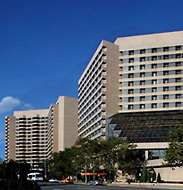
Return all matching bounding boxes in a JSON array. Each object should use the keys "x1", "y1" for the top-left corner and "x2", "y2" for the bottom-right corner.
[{"x1": 1, "y1": 0, "x2": 183, "y2": 159}]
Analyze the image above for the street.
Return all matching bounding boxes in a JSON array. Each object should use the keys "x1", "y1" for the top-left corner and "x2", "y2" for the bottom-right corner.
[{"x1": 39, "y1": 182, "x2": 183, "y2": 190}]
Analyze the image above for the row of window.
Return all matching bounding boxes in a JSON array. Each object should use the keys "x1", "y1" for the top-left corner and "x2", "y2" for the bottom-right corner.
[
  {"x1": 121, "y1": 54, "x2": 183, "y2": 64},
  {"x1": 120, "y1": 45, "x2": 183, "y2": 56},
  {"x1": 78, "y1": 88, "x2": 103, "y2": 116},
  {"x1": 122, "y1": 70, "x2": 183, "y2": 79},
  {"x1": 122, "y1": 78, "x2": 183, "y2": 87},
  {"x1": 79, "y1": 95, "x2": 103, "y2": 122},
  {"x1": 79, "y1": 111, "x2": 103, "y2": 131},
  {"x1": 79, "y1": 47, "x2": 106, "y2": 89},
  {"x1": 78, "y1": 69, "x2": 106, "y2": 104},
  {"x1": 122, "y1": 86, "x2": 183, "y2": 95},
  {"x1": 79, "y1": 126, "x2": 103, "y2": 139},
  {"x1": 121, "y1": 102, "x2": 182, "y2": 110},
  {"x1": 79, "y1": 63, "x2": 105, "y2": 98},
  {"x1": 121, "y1": 61, "x2": 183, "y2": 72},
  {"x1": 78, "y1": 119, "x2": 103, "y2": 136},
  {"x1": 79, "y1": 104, "x2": 102, "y2": 127},
  {"x1": 122, "y1": 94, "x2": 183, "y2": 102}
]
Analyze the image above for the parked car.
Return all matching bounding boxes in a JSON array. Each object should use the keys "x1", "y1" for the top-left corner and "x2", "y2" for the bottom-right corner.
[
  {"x1": 90, "y1": 179, "x2": 103, "y2": 186},
  {"x1": 49, "y1": 178, "x2": 59, "y2": 183}
]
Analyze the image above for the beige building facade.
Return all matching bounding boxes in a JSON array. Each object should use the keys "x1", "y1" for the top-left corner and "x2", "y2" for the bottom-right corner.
[
  {"x1": 78, "y1": 31, "x2": 183, "y2": 140},
  {"x1": 116, "y1": 31, "x2": 183, "y2": 113},
  {"x1": 5, "y1": 96, "x2": 78, "y2": 170},
  {"x1": 78, "y1": 40, "x2": 120, "y2": 140}
]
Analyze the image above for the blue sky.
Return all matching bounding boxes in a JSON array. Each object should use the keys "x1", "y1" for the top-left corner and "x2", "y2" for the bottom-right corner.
[{"x1": 1, "y1": 0, "x2": 183, "y2": 159}]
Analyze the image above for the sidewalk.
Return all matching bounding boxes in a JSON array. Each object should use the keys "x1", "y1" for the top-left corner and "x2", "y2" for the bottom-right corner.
[
  {"x1": 108, "y1": 182, "x2": 183, "y2": 189},
  {"x1": 75, "y1": 181, "x2": 183, "y2": 189}
]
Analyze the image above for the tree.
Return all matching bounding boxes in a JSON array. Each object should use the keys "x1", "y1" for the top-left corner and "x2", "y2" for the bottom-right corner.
[
  {"x1": 165, "y1": 126, "x2": 183, "y2": 165},
  {"x1": 48, "y1": 147, "x2": 76, "y2": 178},
  {"x1": 48, "y1": 138, "x2": 143, "y2": 181}
]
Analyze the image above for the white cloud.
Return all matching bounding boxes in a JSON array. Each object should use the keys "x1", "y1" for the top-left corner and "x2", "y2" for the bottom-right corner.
[
  {"x1": 22, "y1": 103, "x2": 34, "y2": 110},
  {"x1": 0, "y1": 96, "x2": 21, "y2": 114}
]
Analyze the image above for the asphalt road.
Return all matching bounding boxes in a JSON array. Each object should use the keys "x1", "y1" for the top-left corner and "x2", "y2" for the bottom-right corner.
[{"x1": 39, "y1": 182, "x2": 183, "y2": 190}]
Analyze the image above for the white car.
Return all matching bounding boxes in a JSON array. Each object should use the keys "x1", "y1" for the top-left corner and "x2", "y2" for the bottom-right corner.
[
  {"x1": 90, "y1": 180, "x2": 103, "y2": 185},
  {"x1": 49, "y1": 178, "x2": 59, "y2": 183}
]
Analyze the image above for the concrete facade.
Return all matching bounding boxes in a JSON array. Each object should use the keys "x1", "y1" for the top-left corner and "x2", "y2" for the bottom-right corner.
[
  {"x1": 116, "y1": 31, "x2": 183, "y2": 113},
  {"x1": 78, "y1": 40, "x2": 120, "y2": 140},
  {"x1": 78, "y1": 31, "x2": 183, "y2": 139},
  {"x1": 5, "y1": 96, "x2": 78, "y2": 170}
]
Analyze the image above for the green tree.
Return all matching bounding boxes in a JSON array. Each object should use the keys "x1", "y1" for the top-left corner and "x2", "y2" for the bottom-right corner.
[
  {"x1": 48, "y1": 146, "x2": 76, "y2": 178},
  {"x1": 48, "y1": 138, "x2": 143, "y2": 181},
  {"x1": 165, "y1": 126, "x2": 183, "y2": 165}
]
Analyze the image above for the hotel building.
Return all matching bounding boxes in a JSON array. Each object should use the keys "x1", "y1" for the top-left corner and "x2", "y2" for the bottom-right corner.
[
  {"x1": 78, "y1": 31, "x2": 183, "y2": 140},
  {"x1": 78, "y1": 40, "x2": 120, "y2": 140},
  {"x1": 5, "y1": 96, "x2": 77, "y2": 170}
]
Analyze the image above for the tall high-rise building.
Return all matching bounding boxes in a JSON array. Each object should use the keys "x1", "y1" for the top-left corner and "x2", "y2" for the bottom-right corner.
[
  {"x1": 78, "y1": 40, "x2": 120, "y2": 140},
  {"x1": 5, "y1": 96, "x2": 77, "y2": 170},
  {"x1": 78, "y1": 31, "x2": 183, "y2": 140}
]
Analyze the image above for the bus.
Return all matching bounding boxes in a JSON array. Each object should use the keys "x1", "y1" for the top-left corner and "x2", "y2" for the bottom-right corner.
[{"x1": 27, "y1": 172, "x2": 43, "y2": 181}]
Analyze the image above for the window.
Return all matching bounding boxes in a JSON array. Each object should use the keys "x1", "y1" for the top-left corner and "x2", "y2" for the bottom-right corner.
[
  {"x1": 152, "y1": 80, "x2": 157, "y2": 84},
  {"x1": 151, "y1": 103, "x2": 157, "y2": 108},
  {"x1": 140, "y1": 88, "x2": 145, "y2": 93},
  {"x1": 152, "y1": 56, "x2": 157, "y2": 61},
  {"x1": 163, "y1": 87, "x2": 169, "y2": 92},
  {"x1": 176, "y1": 54, "x2": 181, "y2": 59},
  {"x1": 163, "y1": 71, "x2": 169, "y2": 75},
  {"x1": 140, "y1": 104, "x2": 145, "y2": 109},
  {"x1": 163, "y1": 63, "x2": 169, "y2": 68},
  {"x1": 163, "y1": 79, "x2": 169, "y2": 83},
  {"x1": 140, "y1": 49, "x2": 146, "y2": 54},
  {"x1": 129, "y1": 50, "x2": 134, "y2": 55},
  {"x1": 152, "y1": 48, "x2": 157, "y2": 53},
  {"x1": 176, "y1": 94, "x2": 181, "y2": 99},
  {"x1": 128, "y1": 97, "x2": 134, "y2": 102},
  {"x1": 129, "y1": 66, "x2": 134, "y2": 71},
  {"x1": 163, "y1": 95, "x2": 169, "y2": 100},
  {"x1": 128, "y1": 89, "x2": 134, "y2": 94},
  {"x1": 151, "y1": 64, "x2": 157, "y2": 68},
  {"x1": 176, "y1": 46, "x2": 181, "y2": 51},
  {"x1": 175, "y1": 78, "x2": 181, "y2": 83},
  {"x1": 176, "y1": 70, "x2": 181, "y2": 75},
  {"x1": 152, "y1": 95, "x2": 157, "y2": 100},
  {"x1": 140, "y1": 96, "x2": 145, "y2": 101},
  {"x1": 163, "y1": 47, "x2": 169, "y2": 52},
  {"x1": 128, "y1": 74, "x2": 134, "y2": 78},
  {"x1": 140, "y1": 80, "x2": 145, "y2": 85},
  {"x1": 140, "y1": 57, "x2": 146, "y2": 62},
  {"x1": 176, "y1": 86, "x2": 181, "y2": 91},
  {"x1": 140, "y1": 72, "x2": 145, "y2": 77},
  {"x1": 120, "y1": 51, "x2": 123, "y2": 56},
  {"x1": 140, "y1": 65, "x2": 145, "y2": 70},
  {"x1": 163, "y1": 55, "x2": 169, "y2": 59},
  {"x1": 128, "y1": 105, "x2": 134, "y2": 110},
  {"x1": 176, "y1": 62, "x2": 181, "y2": 67},
  {"x1": 152, "y1": 87, "x2": 157, "y2": 92},
  {"x1": 176, "y1": 102, "x2": 181, "y2": 107},
  {"x1": 163, "y1": 103, "x2": 169, "y2": 108},
  {"x1": 152, "y1": 72, "x2": 157, "y2": 76},
  {"x1": 129, "y1": 58, "x2": 134, "y2": 63},
  {"x1": 128, "y1": 81, "x2": 134, "y2": 86}
]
